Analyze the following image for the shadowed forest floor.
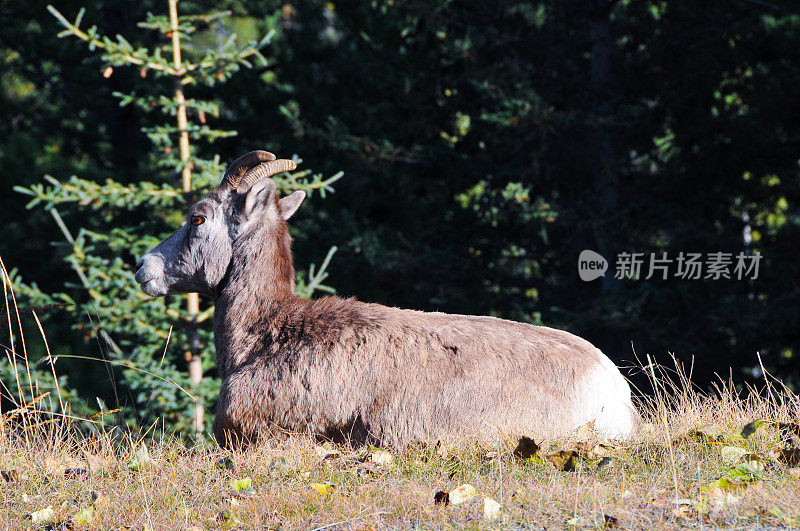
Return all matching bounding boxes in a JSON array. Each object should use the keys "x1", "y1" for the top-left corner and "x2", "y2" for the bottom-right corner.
[{"x1": 1, "y1": 370, "x2": 799, "y2": 530}]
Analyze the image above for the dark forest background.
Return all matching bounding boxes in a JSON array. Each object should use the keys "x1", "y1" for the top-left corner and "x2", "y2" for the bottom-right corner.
[{"x1": 1, "y1": 0, "x2": 798, "y2": 435}]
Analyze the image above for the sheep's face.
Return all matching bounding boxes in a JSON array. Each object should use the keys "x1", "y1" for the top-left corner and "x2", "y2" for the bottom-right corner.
[
  {"x1": 135, "y1": 194, "x2": 233, "y2": 297},
  {"x1": 135, "y1": 178, "x2": 305, "y2": 297}
]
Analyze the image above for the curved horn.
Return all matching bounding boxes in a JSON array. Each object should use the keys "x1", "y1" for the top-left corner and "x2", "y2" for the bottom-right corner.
[
  {"x1": 221, "y1": 150, "x2": 276, "y2": 188},
  {"x1": 237, "y1": 158, "x2": 297, "y2": 190}
]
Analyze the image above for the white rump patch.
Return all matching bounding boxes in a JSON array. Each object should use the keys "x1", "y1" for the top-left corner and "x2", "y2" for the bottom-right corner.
[{"x1": 578, "y1": 350, "x2": 636, "y2": 438}]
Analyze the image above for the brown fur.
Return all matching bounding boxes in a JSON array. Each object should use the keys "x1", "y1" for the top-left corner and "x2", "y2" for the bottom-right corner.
[
  {"x1": 136, "y1": 157, "x2": 636, "y2": 448},
  {"x1": 211, "y1": 198, "x2": 631, "y2": 447}
]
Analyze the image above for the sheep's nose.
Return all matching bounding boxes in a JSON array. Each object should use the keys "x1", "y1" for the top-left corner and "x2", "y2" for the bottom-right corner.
[{"x1": 136, "y1": 257, "x2": 144, "y2": 270}]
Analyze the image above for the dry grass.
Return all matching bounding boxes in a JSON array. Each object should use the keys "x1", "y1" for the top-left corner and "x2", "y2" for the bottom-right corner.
[
  {"x1": 2, "y1": 263, "x2": 799, "y2": 529},
  {"x1": 1, "y1": 365, "x2": 798, "y2": 530}
]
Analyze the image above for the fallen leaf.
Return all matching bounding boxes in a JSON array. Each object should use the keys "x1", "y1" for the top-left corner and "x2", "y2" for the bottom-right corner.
[
  {"x1": 230, "y1": 477, "x2": 254, "y2": 496},
  {"x1": 315, "y1": 443, "x2": 340, "y2": 460},
  {"x1": 512, "y1": 436, "x2": 540, "y2": 459},
  {"x1": 707, "y1": 477, "x2": 739, "y2": 491},
  {"x1": 769, "y1": 445, "x2": 800, "y2": 467},
  {"x1": 226, "y1": 496, "x2": 241, "y2": 507},
  {"x1": 546, "y1": 450, "x2": 578, "y2": 471},
  {"x1": 231, "y1": 477, "x2": 253, "y2": 492},
  {"x1": 91, "y1": 491, "x2": 108, "y2": 507},
  {"x1": 65, "y1": 467, "x2": 88, "y2": 477},
  {"x1": 774, "y1": 424, "x2": 800, "y2": 466},
  {"x1": 720, "y1": 446, "x2": 749, "y2": 465},
  {"x1": 370, "y1": 449, "x2": 394, "y2": 466},
  {"x1": 216, "y1": 456, "x2": 235, "y2": 470},
  {"x1": 449, "y1": 483, "x2": 477, "y2": 505},
  {"x1": 218, "y1": 509, "x2": 241, "y2": 526},
  {"x1": 707, "y1": 485, "x2": 742, "y2": 508},
  {"x1": 29, "y1": 505, "x2": 55, "y2": 525},
  {"x1": 708, "y1": 461, "x2": 763, "y2": 492},
  {"x1": 268, "y1": 456, "x2": 292, "y2": 478},
  {"x1": 596, "y1": 457, "x2": 613, "y2": 470},
  {"x1": 576, "y1": 442, "x2": 616, "y2": 460},
  {"x1": 566, "y1": 516, "x2": 591, "y2": 527},
  {"x1": 434, "y1": 490, "x2": 449, "y2": 506},
  {"x1": 575, "y1": 442, "x2": 591, "y2": 454},
  {"x1": 483, "y1": 497, "x2": 502, "y2": 521},
  {"x1": 445, "y1": 456, "x2": 463, "y2": 479},
  {"x1": 674, "y1": 424, "x2": 724, "y2": 445},
  {"x1": 732, "y1": 460, "x2": 763, "y2": 477},
  {"x1": 653, "y1": 498, "x2": 698, "y2": 519},
  {"x1": 61, "y1": 499, "x2": 79, "y2": 512},
  {"x1": 755, "y1": 505, "x2": 788, "y2": 523},
  {"x1": 127, "y1": 444, "x2": 151, "y2": 470},
  {"x1": 1, "y1": 470, "x2": 19, "y2": 482},
  {"x1": 435, "y1": 441, "x2": 454, "y2": 460},
  {"x1": 70, "y1": 506, "x2": 94, "y2": 526},
  {"x1": 777, "y1": 422, "x2": 800, "y2": 437},
  {"x1": 355, "y1": 462, "x2": 380, "y2": 477},
  {"x1": 720, "y1": 447, "x2": 765, "y2": 470},
  {"x1": 310, "y1": 482, "x2": 334, "y2": 495},
  {"x1": 742, "y1": 419, "x2": 769, "y2": 438}
]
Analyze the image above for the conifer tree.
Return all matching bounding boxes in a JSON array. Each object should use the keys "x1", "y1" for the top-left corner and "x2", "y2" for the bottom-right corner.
[{"x1": 13, "y1": 1, "x2": 341, "y2": 438}]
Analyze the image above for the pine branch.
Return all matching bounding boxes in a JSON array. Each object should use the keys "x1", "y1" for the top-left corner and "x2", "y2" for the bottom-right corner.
[
  {"x1": 15, "y1": 176, "x2": 185, "y2": 211},
  {"x1": 137, "y1": 11, "x2": 233, "y2": 36},
  {"x1": 295, "y1": 246, "x2": 338, "y2": 298},
  {"x1": 47, "y1": 5, "x2": 272, "y2": 80},
  {"x1": 114, "y1": 92, "x2": 221, "y2": 118}
]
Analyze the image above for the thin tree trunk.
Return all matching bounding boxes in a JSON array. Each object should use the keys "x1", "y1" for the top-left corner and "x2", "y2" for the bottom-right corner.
[{"x1": 168, "y1": 0, "x2": 204, "y2": 437}]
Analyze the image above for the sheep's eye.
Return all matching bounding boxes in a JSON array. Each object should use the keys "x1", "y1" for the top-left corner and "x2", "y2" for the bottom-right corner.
[{"x1": 190, "y1": 215, "x2": 205, "y2": 226}]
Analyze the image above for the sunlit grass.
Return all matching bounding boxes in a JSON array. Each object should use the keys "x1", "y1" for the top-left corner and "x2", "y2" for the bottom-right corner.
[
  {"x1": 2, "y1": 262, "x2": 799, "y2": 529},
  {"x1": 1, "y1": 389, "x2": 798, "y2": 529}
]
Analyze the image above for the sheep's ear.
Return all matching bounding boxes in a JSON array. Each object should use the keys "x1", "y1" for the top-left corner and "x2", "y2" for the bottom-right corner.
[
  {"x1": 243, "y1": 178, "x2": 277, "y2": 217},
  {"x1": 279, "y1": 190, "x2": 306, "y2": 220}
]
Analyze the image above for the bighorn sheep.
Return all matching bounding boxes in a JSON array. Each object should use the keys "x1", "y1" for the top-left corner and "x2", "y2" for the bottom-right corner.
[{"x1": 135, "y1": 150, "x2": 637, "y2": 447}]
